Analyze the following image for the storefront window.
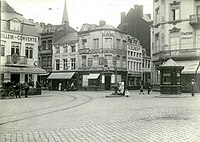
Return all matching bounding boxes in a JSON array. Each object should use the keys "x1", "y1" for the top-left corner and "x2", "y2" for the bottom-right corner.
[
  {"x1": 162, "y1": 72, "x2": 171, "y2": 85},
  {"x1": 177, "y1": 72, "x2": 181, "y2": 84}
]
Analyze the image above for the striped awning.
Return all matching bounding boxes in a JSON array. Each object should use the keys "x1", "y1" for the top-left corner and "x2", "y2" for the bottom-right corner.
[
  {"x1": 87, "y1": 73, "x2": 100, "y2": 79},
  {"x1": 47, "y1": 72, "x2": 75, "y2": 79},
  {"x1": 0, "y1": 66, "x2": 46, "y2": 74}
]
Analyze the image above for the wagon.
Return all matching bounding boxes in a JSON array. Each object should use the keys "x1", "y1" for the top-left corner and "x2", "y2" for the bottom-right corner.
[{"x1": 0, "y1": 82, "x2": 16, "y2": 99}]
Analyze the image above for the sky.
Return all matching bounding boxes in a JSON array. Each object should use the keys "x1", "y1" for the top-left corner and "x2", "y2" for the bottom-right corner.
[{"x1": 5, "y1": 0, "x2": 153, "y2": 30}]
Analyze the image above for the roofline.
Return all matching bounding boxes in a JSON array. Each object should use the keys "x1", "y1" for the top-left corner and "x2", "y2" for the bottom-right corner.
[{"x1": 79, "y1": 28, "x2": 128, "y2": 35}]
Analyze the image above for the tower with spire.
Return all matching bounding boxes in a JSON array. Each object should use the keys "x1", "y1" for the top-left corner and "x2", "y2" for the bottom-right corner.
[{"x1": 62, "y1": 0, "x2": 69, "y2": 25}]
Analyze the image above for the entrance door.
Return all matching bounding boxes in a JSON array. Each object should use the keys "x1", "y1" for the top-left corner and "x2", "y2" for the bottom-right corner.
[
  {"x1": 105, "y1": 76, "x2": 111, "y2": 90},
  {"x1": 11, "y1": 74, "x2": 20, "y2": 83}
]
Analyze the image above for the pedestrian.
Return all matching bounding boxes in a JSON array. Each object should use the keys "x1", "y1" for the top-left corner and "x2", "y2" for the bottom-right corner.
[
  {"x1": 15, "y1": 82, "x2": 21, "y2": 98},
  {"x1": 120, "y1": 82, "x2": 125, "y2": 95},
  {"x1": 146, "y1": 79, "x2": 151, "y2": 95},
  {"x1": 188, "y1": 79, "x2": 197, "y2": 97},
  {"x1": 58, "y1": 82, "x2": 62, "y2": 91},
  {"x1": 125, "y1": 89, "x2": 129, "y2": 97},
  {"x1": 49, "y1": 82, "x2": 52, "y2": 91},
  {"x1": 139, "y1": 80, "x2": 144, "y2": 95},
  {"x1": 36, "y1": 81, "x2": 41, "y2": 95},
  {"x1": 23, "y1": 82, "x2": 29, "y2": 98}
]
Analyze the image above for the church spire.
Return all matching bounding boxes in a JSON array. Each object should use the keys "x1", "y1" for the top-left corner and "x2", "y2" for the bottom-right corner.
[{"x1": 62, "y1": 0, "x2": 69, "y2": 25}]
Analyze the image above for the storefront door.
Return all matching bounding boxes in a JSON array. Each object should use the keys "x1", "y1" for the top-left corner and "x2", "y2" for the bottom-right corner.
[{"x1": 105, "y1": 76, "x2": 111, "y2": 90}]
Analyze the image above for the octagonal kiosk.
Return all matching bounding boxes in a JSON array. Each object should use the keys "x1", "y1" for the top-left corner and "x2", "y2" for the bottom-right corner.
[{"x1": 159, "y1": 59, "x2": 184, "y2": 95}]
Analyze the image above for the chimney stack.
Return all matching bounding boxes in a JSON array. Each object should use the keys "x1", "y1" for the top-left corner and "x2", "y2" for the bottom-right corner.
[
  {"x1": 28, "y1": 19, "x2": 34, "y2": 23},
  {"x1": 40, "y1": 22, "x2": 45, "y2": 28},
  {"x1": 99, "y1": 20, "x2": 106, "y2": 26},
  {"x1": 121, "y1": 12, "x2": 125, "y2": 23}
]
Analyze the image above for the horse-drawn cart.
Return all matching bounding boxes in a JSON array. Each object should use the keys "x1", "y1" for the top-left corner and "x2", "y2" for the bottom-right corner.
[{"x1": 0, "y1": 82, "x2": 16, "y2": 99}]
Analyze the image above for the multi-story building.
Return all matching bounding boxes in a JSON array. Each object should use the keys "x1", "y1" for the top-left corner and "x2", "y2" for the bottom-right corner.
[
  {"x1": 0, "y1": 1, "x2": 46, "y2": 86},
  {"x1": 118, "y1": 5, "x2": 152, "y2": 85},
  {"x1": 47, "y1": 0, "x2": 78, "y2": 90},
  {"x1": 39, "y1": 23, "x2": 57, "y2": 88},
  {"x1": 152, "y1": 0, "x2": 200, "y2": 91},
  {"x1": 78, "y1": 21, "x2": 143, "y2": 90}
]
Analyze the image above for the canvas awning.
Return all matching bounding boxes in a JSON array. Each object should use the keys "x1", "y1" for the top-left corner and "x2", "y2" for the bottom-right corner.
[
  {"x1": 87, "y1": 73, "x2": 100, "y2": 79},
  {"x1": 47, "y1": 72, "x2": 75, "y2": 79},
  {"x1": 0, "y1": 66, "x2": 46, "y2": 74},
  {"x1": 176, "y1": 60, "x2": 200, "y2": 74}
]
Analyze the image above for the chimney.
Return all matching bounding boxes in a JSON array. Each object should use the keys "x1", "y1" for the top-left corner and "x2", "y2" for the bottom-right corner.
[
  {"x1": 28, "y1": 19, "x2": 34, "y2": 23},
  {"x1": 40, "y1": 22, "x2": 45, "y2": 28},
  {"x1": 99, "y1": 20, "x2": 106, "y2": 26},
  {"x1": 121, "y1": 12, "x2": 125, "y2": 23}
]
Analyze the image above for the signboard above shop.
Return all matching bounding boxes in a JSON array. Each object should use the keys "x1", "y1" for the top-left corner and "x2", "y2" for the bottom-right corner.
[{"x1": 1, "y1": 33, "x2": 37, "y2": 42}]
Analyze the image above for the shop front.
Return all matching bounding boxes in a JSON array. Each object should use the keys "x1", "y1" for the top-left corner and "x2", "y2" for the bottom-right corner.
[{"x1": 47, "y1": 72, "x2": 77, "y2": 91}]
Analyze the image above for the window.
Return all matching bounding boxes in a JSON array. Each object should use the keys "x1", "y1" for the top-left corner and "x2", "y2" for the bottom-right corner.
[
  {"x1": 47, "y1": 57, "x2": 52, "y2": 67},
  {"x1": 47, "y1": 40, "x2": 52, "y2": 50},
  {"x1": 162, "y1": 73, "x2": 171, "y2": 85},
  {"x1": 105, "y1": 55, "x2": 112, "y2": 67},
  {"x1": 196, "y1": 1, "x2": 200, "y2": 15},
  {"x1": 63, "y1": 59, "x2": 68, "y2": 70},
  {"x1": 25, "y1": 44, "x2": 33, "y2": 59},
  {"x1": 71, "y1": 58, "x2": 76, "y2": 70},
  {"x1": 11, "y1": 42, "x2": 20, "y2": 56},
  {"x1": 104, "y1": 38, "x2": 112, "y2": 48},
  {"x1": 116, "y1": 39, "x2": 120, "y2": 49},
  {"x1": 88, "y1": 58, "x2": 93, "y2": 67},
  {"x1": 155, "y1": 34, "x2": 160, "y2": 52},
  {"x1": 10, "y1": 20, "x2": 21, "y2": 31},
  {"x1": 42, "y1": 41, "x2": 46, "y2": 50},
  {"x1": 93, "y1": 55, "x2": 99, "y2": 67},
  {"x1": 93, "y1": 38, "x2": 99, "y2": 49},
  {"x1": 42, "y1": 57, "x2": 46, "y2": 67},
  {"x1": 63, "y1": 44, "x2": 68, "y2": 53},
  {"x1": 170, "y1": 2, "x2": 180, "y2": 21},
  {"x1": 170, "y1": 31, "x2": 180, "y2": 50},
  {"x1": 55, "y1": 59, "x2": 60, "y2": 70},
  {"x1": 82, "y1": 39, "x2": 87, "y2": 48},
  {"x1": 55, "y1": 46, "x2": 60, "y2": 53},
  {"x1": 1, "y1": 41, "x2": 6, "y2": 56},
  {"x1": 123, "y1": 40, "x2": 126, "y2": 49},
  {"x1": 71, "y1": 44, "x2": 76, "y2": 52},
  {"x1": 155, "y1": 7, "x2": 160, "y2": 24},
  {"x1": 82, "y1": 56, "x2": 86, "y2": 67}
]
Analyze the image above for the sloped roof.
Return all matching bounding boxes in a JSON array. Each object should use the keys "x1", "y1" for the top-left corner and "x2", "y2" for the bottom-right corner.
[
  {"x1": 54, "y1": 32, "x2": 78, "y2": 44},
  {"x1": 161, "y1": 59, "x2": 181, "y2": 67},
  {"x1": 1, "y1": 0, "x2": 21, "y2": 15}
]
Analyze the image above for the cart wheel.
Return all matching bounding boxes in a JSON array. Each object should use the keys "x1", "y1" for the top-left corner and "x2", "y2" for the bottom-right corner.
[
  {"x1": 0, "y1": 89, "x2": 7, "y2": 99},
  {"x1": 8, "y1": 91, "x2": 15, "y2": 99}
]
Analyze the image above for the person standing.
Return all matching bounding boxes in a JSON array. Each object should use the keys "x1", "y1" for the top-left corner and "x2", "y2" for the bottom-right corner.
[
  {"x1": 189, "y1": 79, "x2": 197, "y2": 97},
  {"x1": 58, "y1": 82, "x2": 62, "y2": 91},
  {"x1": 24, "y1": 82, "x2": 29, "y2": 98},
  {"x1": 139, "y1": 80, "x2": 144, "y2": 95},
  {"x1": 146, "y1": 79, "x2": 151, "y2": 95},
  {"x1": 49, "y1": 82, "x2": 52, "y2": 91}
]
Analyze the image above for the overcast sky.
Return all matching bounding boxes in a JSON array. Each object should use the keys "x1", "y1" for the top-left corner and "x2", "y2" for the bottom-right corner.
[{"x1": 6, "y1": 0, "x2": 153, "y2": 30}]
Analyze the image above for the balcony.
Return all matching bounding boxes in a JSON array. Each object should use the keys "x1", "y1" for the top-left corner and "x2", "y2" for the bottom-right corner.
[
  {"x1": 6, "y1": 55, "x2": 28, "y2": 66},
  {"x1": 189, "y1": 14, "x2": 200, "y2": 27},
  {"x1": 152, "y1": 48, "x2": 200, "y2": 61}
]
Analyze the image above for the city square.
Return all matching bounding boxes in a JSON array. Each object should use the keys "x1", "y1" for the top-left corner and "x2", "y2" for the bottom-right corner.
[{"x1": 0, "y1": 90, "x2": 200, "y2": 142}]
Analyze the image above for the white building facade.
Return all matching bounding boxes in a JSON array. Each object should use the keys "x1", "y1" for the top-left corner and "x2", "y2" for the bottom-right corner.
[
  {"x1": 152, "y1": 0, "x2": 200, "y2": 91},
  {"x1": 0, "y1": 1, "x2": 46, "y2": 87}
]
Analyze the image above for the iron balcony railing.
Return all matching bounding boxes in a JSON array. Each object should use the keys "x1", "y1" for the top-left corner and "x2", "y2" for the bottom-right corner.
[{"x1": 189, "y1": 14, "x2": 200, "y2": 26}]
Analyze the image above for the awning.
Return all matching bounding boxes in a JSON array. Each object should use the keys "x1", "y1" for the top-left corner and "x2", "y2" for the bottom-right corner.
[
  {"x1": 0, "y1": 66, "x2": 46, "y2": 74},
  {"x1": 47, "y1": 72, "x2": 75, "y2": 79},
  {"x1": 87, "y1": 73, "x2": 100, "y2": 79},
  {"x1": 176, "y1": 60, "x2": 200, "y2": 74}
]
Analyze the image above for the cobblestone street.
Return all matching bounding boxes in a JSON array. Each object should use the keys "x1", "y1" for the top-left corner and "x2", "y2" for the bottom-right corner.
[{"x1": 0, "y1": 90, "x2": 200, "y2": 142}]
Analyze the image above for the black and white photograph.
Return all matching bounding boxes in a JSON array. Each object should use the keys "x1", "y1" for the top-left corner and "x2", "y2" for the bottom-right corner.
[{"x1": 0, "y1": 0, "x2": 200, "y2": 141}]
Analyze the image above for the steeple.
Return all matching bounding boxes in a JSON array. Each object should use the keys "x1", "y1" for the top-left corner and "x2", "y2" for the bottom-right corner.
[{"x1": 62, "y1": 0, "x2": 69, "y2": 25}]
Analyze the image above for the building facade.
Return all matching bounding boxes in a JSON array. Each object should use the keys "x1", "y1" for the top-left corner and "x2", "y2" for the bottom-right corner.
[
  {"x1": 152, "y1": 0, "x2": 200, "y2": 91},
  {"x1": 0, "y1": 1, "x2": 46, "y2": 87},
  {"x1": 78, "y1": 21, "x2": 143, "y2": 90}
]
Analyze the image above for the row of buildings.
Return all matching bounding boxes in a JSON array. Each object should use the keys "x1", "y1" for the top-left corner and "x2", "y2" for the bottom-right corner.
[{"x1": 1, "y1": 0, "x2": 199, "y2": 91}]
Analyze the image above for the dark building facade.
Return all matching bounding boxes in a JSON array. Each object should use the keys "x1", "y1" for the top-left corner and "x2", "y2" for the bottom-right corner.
[{"x1": 118, "y1": 5, "x2": 151, "y2": 57}]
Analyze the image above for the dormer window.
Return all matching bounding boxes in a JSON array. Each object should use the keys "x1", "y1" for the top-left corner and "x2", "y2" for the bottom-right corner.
[{"x1": 10, "y1": 19, "x2": 21, "y2": 32}]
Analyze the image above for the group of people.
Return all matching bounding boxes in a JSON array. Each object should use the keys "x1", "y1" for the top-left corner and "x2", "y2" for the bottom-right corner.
[{"x1": 139, "y1": 79, "x2": 152, "y2": 95}]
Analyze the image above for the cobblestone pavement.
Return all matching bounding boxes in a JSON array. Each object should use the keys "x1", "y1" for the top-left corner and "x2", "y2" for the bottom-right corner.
[{"x1": 0, "y1": 90, "x2": 200, "y2": 142}]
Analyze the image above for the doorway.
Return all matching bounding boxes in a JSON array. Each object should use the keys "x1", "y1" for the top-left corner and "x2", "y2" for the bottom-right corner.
[
  {"x1": 105, "y1": 75, "x2": 111, "y2": 90},
  {"x1": 11, "y1": 74, "x2": 20, "y2": 83}
]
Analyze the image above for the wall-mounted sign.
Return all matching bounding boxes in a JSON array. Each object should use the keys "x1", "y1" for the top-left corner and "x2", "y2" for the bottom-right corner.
[
  {"x1": 181, "y1": 32, "x2": 193, "y2": 40},
  {"x1": 102, "y1": 31, "x2": 114, "y2": 37},
  {"x1": 1, "y1": 33, "x2": 37, "y2": 42}
]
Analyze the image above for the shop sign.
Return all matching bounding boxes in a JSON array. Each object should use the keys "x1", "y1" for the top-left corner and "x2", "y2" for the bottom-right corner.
[
  {"x1": 1, "y1": 33, "x2": 37, "y2": 42},
  {"x1": 102, "y1": 31, "x2": 114, "y2": 37},
  {"x1": 181, "y1": 32, "x2": 193, "y2": 40},
  {"x1": 128, "y1": 45, "x2": 141, "y2": 51}
]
